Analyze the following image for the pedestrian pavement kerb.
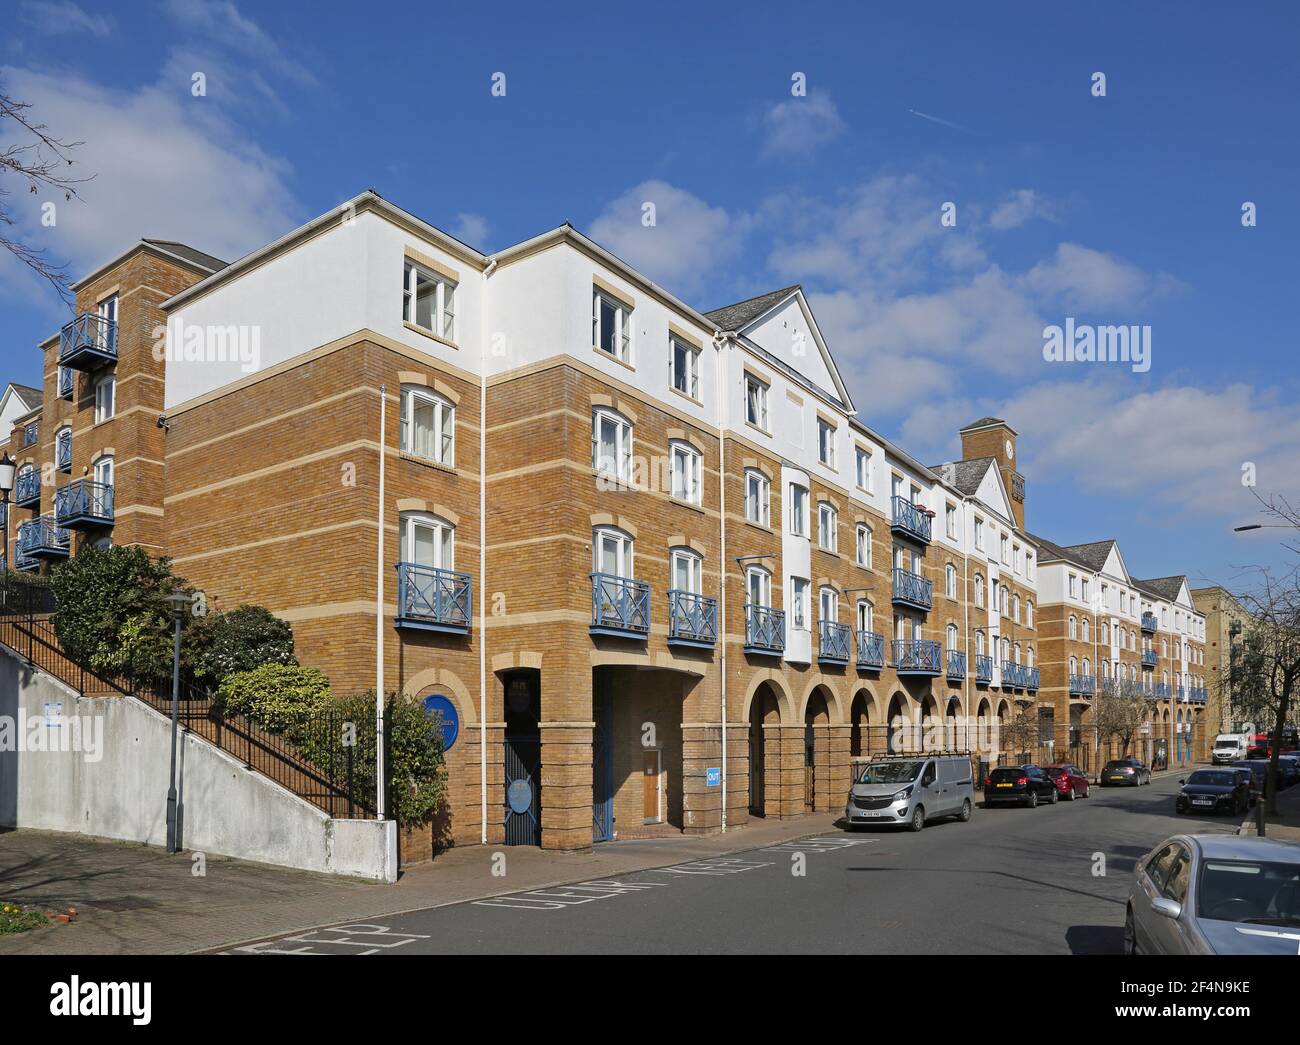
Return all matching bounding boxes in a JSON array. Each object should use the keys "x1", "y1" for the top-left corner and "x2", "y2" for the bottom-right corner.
[{"x1": 1237, "y1": 769, "x2": 1300, "y2": 842}]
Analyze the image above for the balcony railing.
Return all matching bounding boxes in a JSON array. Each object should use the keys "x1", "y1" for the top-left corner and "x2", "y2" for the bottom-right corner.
[
  {"x1": 17, "y1": 515, "x2": 70, "y2": 559},
  {"x1": 1025, "y1": 666, "x2": 1040, "y2": 691},
  {"x1": 856, "y1": 630, "x2": 885, "y2": 670},
  {"x1": 892, "y1": 567, "x2": 932, "y2": 611},
  {"x1": 1002, "y1": 661, "x2": 1027, "y2": 689},
  {"x1": 667, "y1": 589, "x2": 717, "y2": 648},
  {"x1": 744, "y1": 604, "x2": 786, "y2": 656},
  {"x1": 1177, "y1": 685, "x2": 1187, "y2": 702},
  {"x1": 1189, "y1": 687, "x2": 1207, "y2": 704},
  {"x1": 975, "y1": 654, "x2": 994, "y2": 684},
  {"x1": 818, "y1": 620, "x2": 851, "y2": 664},
  {"x1": 22, "y1": 421, "x2": 38, "y2": 448},
  {"x1": 15, "y1": 469, "x2": 41, "y2": 508},
  {"x1": 1141, "y1": 613, "x2": 1158, "y2": 634},
  {"x1": 590, "y1": 572, "x2": 649, "y2": 638},
  {"x1": 12, "y1": 546, "x2": 40, "y2": 572},
  {"x1": 57, "y1": 366, "x2": 74, "y2": 400},
  {"x1": 892, "y1": 639, "x2": 942, "y2": 676},
  {"x1": 1069, "y1": 673, "x2": 1096, "y2": 697},
  {"x1": 890, "y1": 495, "x2": 932, "y2": 544},
  {"x1": 54, "y1": 480, "x2": 114, "y2": 529},
  {"x1": 946, "y1": 649, "x2": 966, "y2": 680},
  {"x1": 59, "y1": 312, "x2": 118, "y2": 370},
  {"x1": 56, "y1": 433, "x2": 72, "y2": 473},
  {"x1": 395, "y1": 562, "x2": 472, "y2": 634},
  {"x1": 1154, "y1": 682, "x2": 1171, "y2": 699},
  {"x1": 1141, "y1": 649, "x2": 1157, "y2": 668}
]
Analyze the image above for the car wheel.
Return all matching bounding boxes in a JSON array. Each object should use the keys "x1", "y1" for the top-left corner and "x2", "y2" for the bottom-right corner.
[
  {"x1": 909, "y1": 805, "x2": 925, "y2": 832},
  {"x1": 1065, "y1": 786, "x2": 1076, "y2": 801},
  {"x1": 1048, "y1": 787, "x2": 1059, "y2": 804},
  {"x1": 1027, "y1": 791, "x2": 1038, "y2": 809},
  {"x1": 958, "y1": 799, "x2": 972, "y2": 822},
  {"x1": 1123, "y1": 907, "x2": 1139, "y2": 956},
  {"x1": 1083, "y1": 785, "x2": 1090, "y2": 798}
]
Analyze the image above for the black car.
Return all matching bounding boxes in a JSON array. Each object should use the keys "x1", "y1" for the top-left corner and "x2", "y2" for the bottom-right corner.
[
  {"x1": 1232, "y1": 767, "x2": 1259, "y2": 805},
  {"x1": 983, "y1": 764, "x2": 1058, "y2": 808},
  {"x1": 1101, "y1": 758, "x2": 1152, "y2": 786},
  {"x1": 1175, "y1": 769, "x2": 1250, "y2": 816},
  {"x1": 1232, "y1": 759, "x2": 1270, "y2": 801}
]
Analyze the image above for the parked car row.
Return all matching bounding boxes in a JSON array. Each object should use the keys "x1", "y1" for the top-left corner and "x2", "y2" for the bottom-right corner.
[{"x1": 982, "y1": 763, "x2": 1092, "y2": 808}]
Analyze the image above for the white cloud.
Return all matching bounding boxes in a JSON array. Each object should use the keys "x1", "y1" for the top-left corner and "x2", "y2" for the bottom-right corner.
[
  {"x1": 1023, "y1": 242, "x2": 1180, "y2": 311},
  {"x1": 17, "y1": 0, "x2": 113, "y2": 37},
  {"x1": 0, "y1": 64, "x2": 299, "y2": 292},
  {"x1": 588, "y1": 180, "x2": 746, "y2": 295},
  {"x1": 448, "y1": 212, "x2": 489, "y2": 248},
  {"x1": 988, "y1": 188, "x2": 1053, "y2": 230},
  {"x1": 163, "y1": 0, "x2": 317, "y2": 87},
  {"x1": 760, "y1": 91, "x2": 844, "y2": 159}
]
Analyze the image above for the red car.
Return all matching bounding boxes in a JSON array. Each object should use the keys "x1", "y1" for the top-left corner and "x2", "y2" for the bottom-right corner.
[{"x1": 1044, "y1": 764, "x2": 1090, "y2": 800}]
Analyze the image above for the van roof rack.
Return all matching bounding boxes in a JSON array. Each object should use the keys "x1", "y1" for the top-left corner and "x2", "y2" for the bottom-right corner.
[{"x1": 861, "y1": 750, "x2": 975, "y2": 759}]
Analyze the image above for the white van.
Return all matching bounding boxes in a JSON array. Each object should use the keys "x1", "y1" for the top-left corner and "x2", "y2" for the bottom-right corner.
[
  {"x1": 1211, "y1": 733, "x2": 1249, "y2": 765},
  {"x1": 844, "y1": 754, "x2": 975, "y2": 832}
]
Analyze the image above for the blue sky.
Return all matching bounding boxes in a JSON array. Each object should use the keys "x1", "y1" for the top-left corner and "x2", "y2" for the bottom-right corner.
[{"x1": 2, "y1": 0, "x2": 1298, "y2": 587}]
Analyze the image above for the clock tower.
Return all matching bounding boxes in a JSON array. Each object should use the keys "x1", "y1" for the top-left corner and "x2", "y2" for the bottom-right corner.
[{"x1": 958, "y1": 416, "x2": 1025, "y2": 529}]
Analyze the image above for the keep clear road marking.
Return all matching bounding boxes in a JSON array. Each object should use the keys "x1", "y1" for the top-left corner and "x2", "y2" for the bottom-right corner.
[
  {"x1": 226, "y1": 924, "x2": 432, "y2": 955},
  {"x1": 761, "y1": 835, "x2": 876, "y2": 853}
]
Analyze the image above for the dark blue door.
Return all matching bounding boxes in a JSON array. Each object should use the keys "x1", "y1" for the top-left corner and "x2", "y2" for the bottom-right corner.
[
  {"x1": 592, "y1": 696, "x2": 614, "y2": 842},
  {"x1": 504, "y1": 736, "x2": 540, "y2": 846}
]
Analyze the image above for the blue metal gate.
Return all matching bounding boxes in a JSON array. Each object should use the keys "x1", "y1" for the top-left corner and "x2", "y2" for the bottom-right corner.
[
  {"x1": 592, "y1": 696, "x2": 614, "y2": 842},
  {"x1": 504, "y1": 736, "x2": 541, "y2": 846}
]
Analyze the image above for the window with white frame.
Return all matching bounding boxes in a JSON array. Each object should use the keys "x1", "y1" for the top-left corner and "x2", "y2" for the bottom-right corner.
[
  {"x1": 1000, "y1": 534, "x2": 1010, "y2": 564},
  {"x1": 1026, "y1": 552, "x2": 1034, "y2": 580},
  {"x1": 857, "y1": 599, "x2": 873, "y2": 633},
  {"x1": 976, "y1": 630, "x2": 986, "y2": 656},
  {"x1": 816, "y1": 418, "x2": 836, "y2": 468},
  {"x1": 1081, "y1": 617, "x2": 1090, "y2": 641},
  {"x1": 93, "y1": 455, "x2": 114, "y2": 489},
  {"x1": 1027, "y1": 646, "x2": 1035, "y2": 668},
  {"x1": 947, "y1": 623, "x2": 958, "y2": 653},
  {"x1": 974, "y1": 517, "x2": 984, "y2": 550},
  {"x1": 746, "y1": 565, "x2": 771, "y2": 609},
  {"x1": 669, "y1": 335, "x2": 700, "y2": 400},
  {"x1": 1068, "y1": 574, "x2": 1078, "y2": 598},
  {"x1": 974, "y1": 573, "x2": 984, "y2": 607},
  {"x1": 1081, "y1": 578, "x2": 1090, "y2": 601},
  {"x1": 94, "y1": 372, "x2": 115, "y2": 423},
  {"x1": 401, "y1": 512, "x2": 455, "y2": 569},
  {"x1": 1014, "y1": 544, "x2": 1022, "y2": 573},
  {"x1": 593, "y1": 288, "x2": 632, "y2": 363},
  {"x1": 744, "y1": 469, "x2": 770, "y2": 526},
  {"x1": 97, "y1": 293, "x2": 117, "y2": 350},
  {"x1": 855, "y1": 446, "x2": 871, "y2": 491},
  {"x1": 1069, "y1": 614, "x2": 1078, "y2": 640},
  {"x1": 744, "y1": 373, "x2": 769, "y2": 430},
  {"x1": 946, "y1": 503, "x2": 957, "y2": 540},
  {"x1": 789, "y1": 483, "x2": 808, "y2": 537},
  {"x1": 819, "y1": 586, "x2": 837, "y2": 625},
  {"x1": 790, "y1": 577, "x2": 810, "y2": 630},
  {"x1": 592, "y1": 408, "x2": 633, "y2": 483},
  {"x1": 945, "y1": 563, "x2": 957, "y2": 599},
  {"x1": 817, "y1": 502, "x2": 837, "y2": 551},
  {"x1": 401, "y1": 386, "x2": 455, "y2": 465},
  {"x1": 593, "y1": 526, "x2": 634, "y2": 579},
  {"x1": 1026, "y1": 600, "x2": 1033, "y2": 627},
  {"x1": 855, "y1": 523, "x2": 872, "y2": 568},
  {"x1": 670, "y1": 547, "x2": 702, "y2": 594},
  {"x1": 669, "y1": 441, "x2": 702, "y2": 504},
  {"x1": 403, "y1": 261, "x2": 457, "y2": 342},
  {"x1": 1070, "y1": 655, "x2": 1078, "y2": 675},
  {"x1": 1012, "y1": 592, "x2": 1020, "y2": 622}
]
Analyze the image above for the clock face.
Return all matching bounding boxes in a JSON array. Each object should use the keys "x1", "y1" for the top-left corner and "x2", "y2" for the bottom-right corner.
[{"x1": 1005, "y1": 440, "x2": 1014, "y2": 459}]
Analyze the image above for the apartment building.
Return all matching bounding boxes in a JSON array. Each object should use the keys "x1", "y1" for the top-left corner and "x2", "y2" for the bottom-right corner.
[
  {"x1": 1191, "y1": 585, "x2": 1252, "y2": 733},
  {"x1": 2, "y1": 189, "x2": 1205, "y2": 853}
]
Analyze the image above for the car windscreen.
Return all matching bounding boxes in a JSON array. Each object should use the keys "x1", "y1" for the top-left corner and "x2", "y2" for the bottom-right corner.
[
  {"x1": 1187, "y1": 771, "x2": 1234, "y2": 787},
  {"x1": 1214, "y1": 740, "x2": 1239, "y2": 747},
  {"x1": 1198, "y1": 859, "x2": 1300, "y2": 927},
  {"x1": 857, "y1": 761, "x2": 922, "y2": 784}
]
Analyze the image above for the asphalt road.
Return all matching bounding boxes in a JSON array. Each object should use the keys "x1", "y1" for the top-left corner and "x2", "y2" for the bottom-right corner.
[{"x1": 231, "y1": 773, "x2": 1244, "y2": 955}]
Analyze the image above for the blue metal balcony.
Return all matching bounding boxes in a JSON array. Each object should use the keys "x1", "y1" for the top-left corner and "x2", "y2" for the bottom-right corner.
[
  {"x1": 1141, "y1": 649, "x2": 1157, "y2": 668},
  {"x1": 22, "y1": 421, "x2": 37, "y2": 448},
  {"x1": 1177, "y1": 685, "x2": 1187, "y2": 702},
  {"x1": 667, "y1": 589, "x2": 717, "y2": 649},
  {"x1": 395, "y1": 562, "x2": 472, "y2": 634},
  {"x1": 892, "y1": 639, "x2": 942, "y2": 676},
  {"x1": 1189, "y1": 687, "x2": 1207, "y2": 704},
  {"x1": 56, "y1": 431, "x2": 72, "y2": 473},
  {"x1": 17, "y1": 515, "x2": 69, "y2": 560},
  {"x1": 856, "y1": 630, "x2": 885, "y2": 671},
  {"x1": 744, "y1": 603, "x2": 785, "y2": 656},
  {"x1": 59, "y1": 312, "x2": 117, "y2": 371},
  {"x1": 57, "y1": 366, "x2": 74, "y2": 400},
  {"x1": 975, "y1": 654, "x2": 994, "y2": 684},
  {"x1": 891, "y1": 567, "x2": 932, "y2": 611},
  {"x1": 589, "y1": 572, "x2": 649, "y2": 638},
  {"x1": 11, "y1": 546, "x2": 40, "y2": 572},
  {"x1": 14, "y1": 469, "x2": 41, "y2": 509},
  {"x1": 890, "y1": 495, "x2": 932, "y2": 545},
  {"x1": 946, "y1": 649, "x2": 966, "y2": 680},
  {"x1": 54, "y1": 480, "x2": 114, "y2": 530},
  {"x1": 1141, "y1": 613, "x2": 1158, "y2": 634},
  {"x1": 1025, "y1": 666, "x2": 1040, "y2": 691},
  {"x1": 1069, "y1": 674, "x2": 1096, "y2": 697},
  {"x1": 818, "y1": 620, "x2": 851, "y2": 665},
  {"x1": 1002, "y1": 661, "x2": 1027, "y2": 689},
  {"x1": 1154, "y1": 682, "x2": 1171, "y2": 699}
]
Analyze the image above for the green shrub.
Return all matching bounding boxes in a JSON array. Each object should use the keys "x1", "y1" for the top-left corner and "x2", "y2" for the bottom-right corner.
[
  {"x1": 49, "y1": 546, "x2": 180, "y2": 685},
  {"x1": 216, "y1": 663, "x2": 330, "y2": 731},
  {"x1": 185, "y1": 605, "x2": 297, "y2": 689}
]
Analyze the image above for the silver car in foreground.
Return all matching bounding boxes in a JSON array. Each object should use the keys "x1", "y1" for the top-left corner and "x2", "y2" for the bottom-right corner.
[{"x1": 1125, "y1": 834, "x2": 1300, "y2": 954}]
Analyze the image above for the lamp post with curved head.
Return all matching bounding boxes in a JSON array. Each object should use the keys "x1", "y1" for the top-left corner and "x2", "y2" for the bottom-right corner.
[
  {"x1": 0, "y1": 452, "x2": 15, "y2": 606},
  {"x1": 165, "y1": 588, "x2": 192, "y2": 853}
]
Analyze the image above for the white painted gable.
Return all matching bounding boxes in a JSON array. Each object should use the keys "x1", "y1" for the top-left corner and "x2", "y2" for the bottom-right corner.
[
  {"x1": 1102, "y1": 544, "x2": 1130, "y2": 583},
  {"x1": 973, "y1": 463, "x2": 1014, "y2": 523},
  {"x1": 735, "y1": 293, "x2": 851, "y2": 409}
]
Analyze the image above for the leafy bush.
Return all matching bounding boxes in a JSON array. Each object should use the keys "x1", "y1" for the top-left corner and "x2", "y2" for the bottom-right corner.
[
  {"x1": 185, "y1": 605, "x2": 297, "y2": 689},
  {"x1": 49, "y1": 546, "x2": 180, "y2": 685},
  {"x1": 216, "y1": 663, "x2": 330, "y2": 732}
]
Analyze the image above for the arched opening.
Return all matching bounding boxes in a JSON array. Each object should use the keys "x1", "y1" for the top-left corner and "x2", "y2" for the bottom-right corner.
[
  {"x1": 804, "y1": 687, "x2": 832, "y2": 812},
  {"x1": 849, "y1": 689, "x2": 874, "y2": 758},
  {"x1": 945, "y1": 697, "x2": 961, "y2": 750},
  {"x1": 919, "y1": 694, "x2": 941, "y2": 751},
  {"x1": 887, "y1": 692, "x2": 910, "y2": 753},
  {"x1": 748, "y1": 681, "x2": 782, "y2": 818}
]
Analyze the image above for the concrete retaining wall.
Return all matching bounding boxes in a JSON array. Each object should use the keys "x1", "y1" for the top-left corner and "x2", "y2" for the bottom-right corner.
[{"x1": 0, "y1": 646, "x2": 397, "y2": 881}]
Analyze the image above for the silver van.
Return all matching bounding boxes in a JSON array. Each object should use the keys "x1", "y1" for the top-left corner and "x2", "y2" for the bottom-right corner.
[{"x1": 843, "y1": 754, "x2": 975, "y2": 832}]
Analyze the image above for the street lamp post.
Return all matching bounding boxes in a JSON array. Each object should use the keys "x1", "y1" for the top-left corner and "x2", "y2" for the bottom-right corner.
[
  {"x1": 165, "y1": 588, "x2": 192, "y2": 853},
  {"x1": 0, "y1": 452, "x2": 15, "y2": 609}
]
